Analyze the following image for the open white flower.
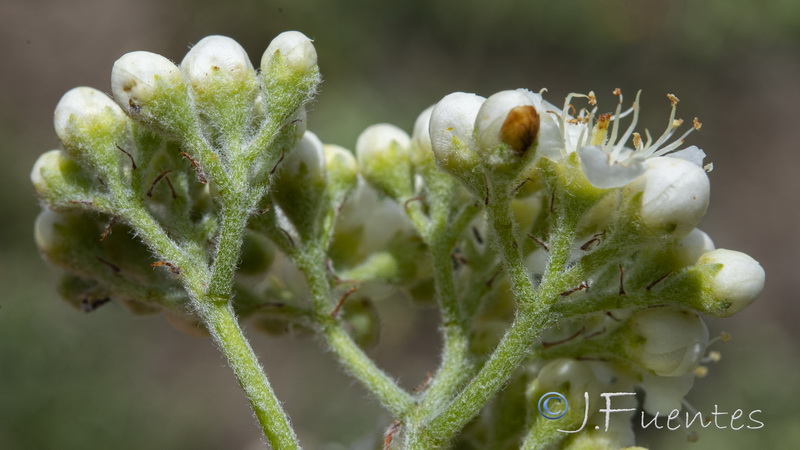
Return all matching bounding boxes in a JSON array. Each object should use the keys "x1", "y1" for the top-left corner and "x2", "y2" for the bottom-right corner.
[{"x1": 543, "y1": 90, "x2": 707, "y2": 188}]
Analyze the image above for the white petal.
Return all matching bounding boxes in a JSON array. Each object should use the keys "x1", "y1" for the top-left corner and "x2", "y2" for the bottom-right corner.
[
  {"x1": 627, "y1": 156, "x2": 710, "y2": 237},
  {"x1": 674, "y1": 228, "x2": 715, "y2": 266},
  {"x1": 640, "y1": 372, "x2": 696, "y2": 416},
  {"x1": 628, "y1": 308, "x2": 709, "y2": 377},
  {"x1": 669, "y1": 145, "x2": 706, "y2": 167},
  {"x1": 577, "y1": 145, "x2": 645, "y2": 189}
]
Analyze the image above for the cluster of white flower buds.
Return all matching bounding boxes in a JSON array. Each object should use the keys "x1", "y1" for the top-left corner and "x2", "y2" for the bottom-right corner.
[
  {"x1": 424, "y1": 89, "x2": 764, "y2": 447},
  {"x1": 32, "y1": 32, "x2": 764, "y2": 448}
]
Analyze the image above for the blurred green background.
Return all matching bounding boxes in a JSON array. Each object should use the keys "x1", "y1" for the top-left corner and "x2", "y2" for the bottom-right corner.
[{"x1": 2, "y1": 0, "x2": 799, "y2": 448}]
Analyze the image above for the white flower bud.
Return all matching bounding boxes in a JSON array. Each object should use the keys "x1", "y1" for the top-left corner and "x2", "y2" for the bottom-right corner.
[
  {"x1": 324, "y1": 144, "x2": 358, "y2": 176},
  {"x1": 429, "y1": 92, "x2": 485, "y2": 175},
  {"x1": 625, "y1": 156, "x2": 710, "y2": 237},
  {"x1": 111, "y1": 51, "x2": 183, "y2": 115},
  {"x1": 474, "y1": 89, "x2": 540, "y2": 156},
  {"x1": 335, "y1": 179, "x2": 409, "y2": 255},
  {"x1": 512, "y1": 194, "x2": 543, "y2": 236},
  {"x1": 697, "y1": 249, "x2": 765, "y2": 316},
  {"x1": 356, "y1": 123, "x2": 411, "y2": 164},
  {"x1": 261, "y1": 31, "x2": 318, "y2": 75},
  {"x1": 271, "y1": 131, "x2": 327, "y2": 238},
  {"x1": 535, "y1": 359, "x2": 598, "y2": 393},
  {"x1": 529, "y1": 359, "x2": 601, "y2": 426},
  {"x1": 355, "y1": 123, "x2": 413, "y2": 199},
  {"x1": 30, "y1": 150, "x2": 64, "y2": 194},
  {"x1": 283, "y1": 131, "x2": 325, "y2": 179},
  {"x1": 674, "y1": 228, "x2": 715, "y2": 266},
  {"x1": 410, "y1": 105, "x2": 434, "y2": 167},
  {"x1": 54, "y1": 87, "x2": 126, "y2": 145},
  {"x1": 324, "y1": 144, "x2": 358, "y2": 192},
  {"x1": 639, "y1": 372, "x2": 695, "y2": 416},
  {"x1": 563, "y1": 426, "x2": 635, "y2": 450},
  {"x1": 626, "y1": 308, "x2": 709, "y2": 377},
  {"x1": 34, "y1": 209, "x2": 65, "y2": 254},
  {"x1": 181, "y1": 35, "x2": 255, "y2": 88},
  {"x1": 30, "y1": 148, "x2": 95, "y2": 206}
]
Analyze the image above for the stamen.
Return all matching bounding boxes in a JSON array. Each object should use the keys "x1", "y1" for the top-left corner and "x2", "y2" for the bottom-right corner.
[
  {"x1": 632, "y1": 132, "x2": 642, "y2": 151},
  {"x1": 708, "y1": 331, "x2": 731, "y2": 346},
  {"x1": 667, "y1": 93, "x2": 680, "y2": 107},
  {"x1": 576, "y1": 125, "x2": 589, "y2": 149},
  {"x1": 604, "y1": 93, "x2": 624, "y2": 153},
  {"x1": 559, "y1": 92, "x2": 595, "y2": 153},
  {"x1": 582, "y1": 107, "x2": 597, "y2": 147},
  {"x1": 611, "y1": 90, "x2": 642, "y2": 159},
  {"x1": 701, "y1": 350, "x2": 722, "y2": 365},
  {"x1": 644, "y1": 129, "x2": 653, "y2": 148},
  {"x1": 643, "y1": 95, "x2": 680, "y2": 156},
  {"x1": 614, "y1": 106, "x2": 636, "y2": 120},
  {"x1": 652, "y1": 126, "x2": 696, "y2": 156},
  {"x1": 561, "y1": 93, "x2": 580, "y2": 153},
  {"x1": 587, "y1": 90, "x2": 597, "y2": 106},
  {"x1": 682, "y1": 398, "x2": 700, "y2": 416}
]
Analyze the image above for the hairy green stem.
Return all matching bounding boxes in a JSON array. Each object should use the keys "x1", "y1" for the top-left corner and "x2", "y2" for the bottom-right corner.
[
  {"x1": 324, "y1": 324, "x2": 415, "y2": 418},
  {"x1": 194, "y1": 297, "x2": 300, "y2": 449},
  {"x1": 520, "y1": 422, "x2": 563, "y2": 450},
  {"x1": 208, "y1": 195, "x2": 252, "y2": 299},
  {"x1": 410, "y1": 194, "x2": 478, "y2": 418},
  {"x1": 120, "y1": 195, "x2": 298, "y2": 448},
  {"x1": 414, "y1": 238, "x2": 472, "y2": 413},
  {"x1": 408, "y1": 182, "x2": 580, "y2": 448},
  {"x1": 297, "y1": 246, "x2": 415, "y2": 418}
]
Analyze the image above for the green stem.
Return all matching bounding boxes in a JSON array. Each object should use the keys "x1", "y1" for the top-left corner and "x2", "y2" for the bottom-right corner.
[
  {"x1": 120, "y1": 197, "x2": 298, "y2": 448},
  {"x1": 520, "y1": 422, "x2": 563, "y2": 450},
  {"x1": 554, "y1": 292, "x2": 647, "y2": 318},
  {"x1": 208, "y1": 194, "x2": 252, "y2": 299},
  {"x1": 415, "y1": 239, "x2": 471, "y2": 412},
  {"x1": 410, "y1": 195, "x2": 478, "y2": 416},
  {"x1": 297, "y1": 246, "x2": 415, "y2": 418},
  {"x1": 323, "y1": 324, "x2": 415, "y2": 418},
  {"x1": 193, "y1": 296, "x2": 300, "y2": 449},
  {"x1": 409, "y1": 182, "x2": 580, "y2": 447}
]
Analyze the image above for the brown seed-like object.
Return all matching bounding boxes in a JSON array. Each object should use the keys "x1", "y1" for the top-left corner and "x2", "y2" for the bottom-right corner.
[{"x1": 499, "y1": 105, "x2": 540, "y2": 155}]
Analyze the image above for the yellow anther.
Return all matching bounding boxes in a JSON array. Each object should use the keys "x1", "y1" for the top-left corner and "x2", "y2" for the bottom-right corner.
[{"x1": 667, "y1": 93, "x2": 680, "y2": 106}]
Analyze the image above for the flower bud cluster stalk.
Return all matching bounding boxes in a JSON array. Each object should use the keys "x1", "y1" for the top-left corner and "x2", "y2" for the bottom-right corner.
[
  {"x1": 34, "y1": 32, "x2": 321, "y2": 449},
  {"x1": 34, "y1": 33, "x2": 764, "y2": 449}
]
